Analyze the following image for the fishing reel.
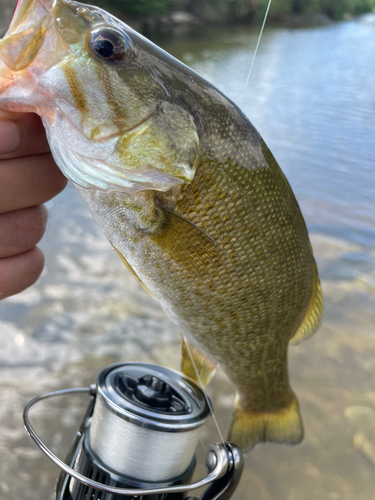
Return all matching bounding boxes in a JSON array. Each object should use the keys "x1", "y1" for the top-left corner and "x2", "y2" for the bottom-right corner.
[{"x1": 23, "y1": 362, "x2": 244, "y2": 500}]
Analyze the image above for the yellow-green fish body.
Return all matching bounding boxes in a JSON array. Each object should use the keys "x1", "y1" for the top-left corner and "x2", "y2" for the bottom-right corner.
[{"x1": 0, "y1": 0, "x2": 323, "y2": 451}]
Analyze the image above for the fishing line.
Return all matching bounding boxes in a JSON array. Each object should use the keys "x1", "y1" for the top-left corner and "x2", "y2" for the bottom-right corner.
[
  {"x1": 182, "y1": 335, "x2": 226, "y2": 447},
  {"x1": 37, "y1": 0, "x2": 48, "y2": 13},
  {"x1": 239, "y1": 0, "x2": 272, "y2": 104},
  {"x1": 186, "y1": 0, "x2": 273, "y2": 449}
]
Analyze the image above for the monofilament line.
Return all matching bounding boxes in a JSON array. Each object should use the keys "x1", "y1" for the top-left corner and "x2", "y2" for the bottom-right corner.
[
  {"x1": 182, "y1": 335, "x2": 226, "y2": 446},
  {"x1": 239, "y1": 0, "x2": 272, "y2": 104}
]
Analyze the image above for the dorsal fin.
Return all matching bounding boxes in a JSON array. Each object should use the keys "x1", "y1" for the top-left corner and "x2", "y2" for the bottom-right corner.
[{"x1": 291, "y1": 261, "x2": 324, "y2": 345}]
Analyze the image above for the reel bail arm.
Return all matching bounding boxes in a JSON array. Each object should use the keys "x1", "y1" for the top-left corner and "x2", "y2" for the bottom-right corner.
[{"x1": 23, "y1": 363, "x2": 245, "y2": 500}]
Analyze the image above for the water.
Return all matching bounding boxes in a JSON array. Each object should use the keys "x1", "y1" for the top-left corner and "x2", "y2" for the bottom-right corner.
[{"x1": 1, "y1": 17, "x2": 375, "y2": 500}]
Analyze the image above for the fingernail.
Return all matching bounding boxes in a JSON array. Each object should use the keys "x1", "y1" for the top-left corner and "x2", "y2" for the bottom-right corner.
[{"x1": 0, "y1": 120, "x2": 21, "y2": 154}]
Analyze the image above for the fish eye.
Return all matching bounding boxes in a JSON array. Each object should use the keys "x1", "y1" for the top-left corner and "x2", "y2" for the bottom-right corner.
[{"x1": 89, "y1": 28, "x2": 130, "y2": 63}]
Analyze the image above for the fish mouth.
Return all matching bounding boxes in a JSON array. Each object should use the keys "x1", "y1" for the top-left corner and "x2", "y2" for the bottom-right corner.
[
  {"x1": 6, "y1": 0, "x2": 53, "y2": 37},
  {"x1": 1, "y1": 0, "x2": 199, "y2": 194},
  {"x1": 6, "y1": 0, "x2": 91, "y2": 38},
  {"x1": 10, "y1": 0, "x2": 23, "y2": 24}
]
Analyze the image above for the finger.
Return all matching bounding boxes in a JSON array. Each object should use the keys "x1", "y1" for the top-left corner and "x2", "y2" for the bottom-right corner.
[
  {"x1": 0, "y1": 205, "x2": 48, "y2": 258},
  {"x1": 0, "y1": 247, "x2": 45, "y2": 300},
  {"x1": 0, "y1": 152, "x2": 68, "y2": 214},
  {"x1": 0, "y1": 111, "x2": 50, "y2": 158}
]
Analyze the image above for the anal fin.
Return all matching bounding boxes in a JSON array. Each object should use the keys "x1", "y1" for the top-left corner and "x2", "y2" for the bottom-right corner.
[
  {"x1": 181, "y1": 336, "x2": 217, "y2": 386},
  {"x1": 228, "y1": 394, "x2": 303, "y2": 453}
]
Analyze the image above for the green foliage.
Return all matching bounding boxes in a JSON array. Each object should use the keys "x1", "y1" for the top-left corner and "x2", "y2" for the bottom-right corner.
[
  {"x1": 88, "y1": 0, "x2": 375, "y2": 21},
  {"x1": 255, "y1": 0, "x2": 375, "y2": 21},
  {"x1": 322, "y1": 0, "x2": 375, "y2": 19},
  {"x1": 90, "y1": 0, "x2": 178, "y2": 17}
]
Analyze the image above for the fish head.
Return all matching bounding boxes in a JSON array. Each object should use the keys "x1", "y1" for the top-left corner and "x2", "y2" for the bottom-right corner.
[{"x1": 0, "y1": 0, "x2": 201, "y2": 192}]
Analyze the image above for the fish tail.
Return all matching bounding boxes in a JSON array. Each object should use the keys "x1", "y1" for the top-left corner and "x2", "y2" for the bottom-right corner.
[{"x1": 227, "y1": 393, "x2": 303, "y2": 452}]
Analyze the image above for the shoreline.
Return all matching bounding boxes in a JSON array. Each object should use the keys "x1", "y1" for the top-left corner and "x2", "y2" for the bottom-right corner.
[{"x1": 0, "y1": 0, "x2": 372, "y2": 39}]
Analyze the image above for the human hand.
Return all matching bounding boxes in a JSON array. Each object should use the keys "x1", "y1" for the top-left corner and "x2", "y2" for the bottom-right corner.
[{"x1": 0, "y1": 111, "x2": 67, "y2": 299}]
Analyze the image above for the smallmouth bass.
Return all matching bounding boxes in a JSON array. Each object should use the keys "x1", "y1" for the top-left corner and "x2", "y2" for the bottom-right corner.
[{"x1": 0, "y1": 0, "x2": 323, "y2": 451}]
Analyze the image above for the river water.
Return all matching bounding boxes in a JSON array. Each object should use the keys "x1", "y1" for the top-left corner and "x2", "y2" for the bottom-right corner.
[{"x1": 1, "y1": 15, "x2": 375, "y2": 500}]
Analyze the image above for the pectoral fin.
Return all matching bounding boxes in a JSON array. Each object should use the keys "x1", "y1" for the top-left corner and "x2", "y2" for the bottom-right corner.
[
  {"x1": 149, "y1": 200, "x2": 222, "y2": 279},
  {"x1": 181, "y1": 336, "x2": 217, "y2": 386}
]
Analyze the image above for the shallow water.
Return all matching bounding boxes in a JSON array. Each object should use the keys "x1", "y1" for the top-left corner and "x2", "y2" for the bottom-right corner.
[{"x1": 1, "y1": 17, "x2": 375, "y2": 500}]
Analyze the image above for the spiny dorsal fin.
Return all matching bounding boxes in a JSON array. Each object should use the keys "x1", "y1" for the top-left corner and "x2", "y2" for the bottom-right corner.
[
  {"x1": 291, "y1": 261, "x2": 324, "y2": 345},
  {"x1": 181, "y1": 336, "x2": 217, "y2": 386},
  {"x1": 149, "y1": 200, "x2": 222, "y2": 279}
]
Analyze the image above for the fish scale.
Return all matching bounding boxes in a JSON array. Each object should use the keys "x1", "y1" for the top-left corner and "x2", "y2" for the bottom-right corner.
[
  {"x1": 171, "y1": 154, "x2": 314, "y2": 399},
  {"x1": 0, "y1": 0, "x2": 323, "y2": 451}
]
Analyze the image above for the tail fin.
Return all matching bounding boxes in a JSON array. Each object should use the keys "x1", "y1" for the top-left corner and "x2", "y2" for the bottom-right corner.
[{"x1": 228, "y1": 394, "x2": 303, "y2": 452}]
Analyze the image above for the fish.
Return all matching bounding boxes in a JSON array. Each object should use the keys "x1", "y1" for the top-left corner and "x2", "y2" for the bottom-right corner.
[{"x1": 0, "y1": 0, "x2": 323, "y2": 451}]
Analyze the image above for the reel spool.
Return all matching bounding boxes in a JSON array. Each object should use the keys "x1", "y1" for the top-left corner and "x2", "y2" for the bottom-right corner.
[{"x1": 23, "y1": 362, "x2": 244, "y2": 500}]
